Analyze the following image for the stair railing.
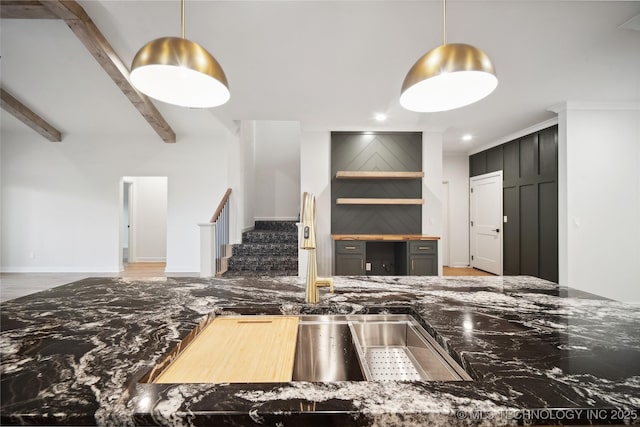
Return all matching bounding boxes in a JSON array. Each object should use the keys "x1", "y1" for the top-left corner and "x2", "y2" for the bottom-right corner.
[{"x1": 199, "y1": 188, "x2": 231, "y2": 277}]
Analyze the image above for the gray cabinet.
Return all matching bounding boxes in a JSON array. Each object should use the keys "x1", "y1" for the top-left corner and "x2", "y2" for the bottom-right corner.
[
  {"x1": 335, "y1": 240, "x2": 438, "y2": 276},
  {"x1": 407, "y1": 241, "x2": 437, "y2": 276},
  {"x1": 335, "y1": 241, "x2": 365, "y2": 275}
]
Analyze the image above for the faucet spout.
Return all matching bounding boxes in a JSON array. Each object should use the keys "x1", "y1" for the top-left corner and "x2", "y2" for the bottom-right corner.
[{"x1": 301, "y1": 192, "x2": 334, "y2": 304}]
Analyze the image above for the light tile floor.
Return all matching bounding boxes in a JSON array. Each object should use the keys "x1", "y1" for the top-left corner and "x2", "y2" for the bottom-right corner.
[{"x1": 0, "y1": 263, "x2": 197, "y2": 302}]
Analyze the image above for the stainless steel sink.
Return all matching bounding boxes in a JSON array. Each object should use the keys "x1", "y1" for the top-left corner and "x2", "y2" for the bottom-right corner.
[
  {"x1": 349, "y1": 315, "x2": 471, "y2": 381},
  {"x1": 292, "y1": 316, "x2": 365, "y2": 381},
  {"x1": 142, "y1": 313, "x2": 471, "y2": 383},
  {"x1": 292, "y1": 314, "x2": 471, "y2": 382}
]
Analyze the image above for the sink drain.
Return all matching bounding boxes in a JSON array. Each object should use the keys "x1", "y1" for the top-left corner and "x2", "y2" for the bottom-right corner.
[{"x1": 364, "y1": 347, "x2": 423, "y2": 381}]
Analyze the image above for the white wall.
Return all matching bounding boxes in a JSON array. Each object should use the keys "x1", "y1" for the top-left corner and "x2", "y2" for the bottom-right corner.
[
  {"x1": 126, "y1": 176, "x2": 167, "y2": 263},
  {"x1": 443, "y1": 155, "x2": 470, "y2": 268},
  {"x1": 1, "y1": 123, "x2": 236, "y2": 273},
  {"x1": 554, "y1": 102, "x2": 640, "y2": 302},
  {"x1": 299, "y1": 131, "x2": 332, "y2": 277},
  {"x1": 254, "y1": 121, "x2": 301, "y2": 220},
  {"x1": 237, "y1": 121, "x2": 256, "y2": 234},
  {"x1": 422, "y1": 132, "x2": 444, "y2": 275}
]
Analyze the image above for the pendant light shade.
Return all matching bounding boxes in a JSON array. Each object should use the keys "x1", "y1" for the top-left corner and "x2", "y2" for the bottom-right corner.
[
  {"x1": 400, "y1": 0, "x2": 497, "y2": 112},
  {"x1": 400, "y1": 43, "x2": 497, "y2": 112},
  {"x1": 130, "y1": 1, "x2": 229, "y2": 108}
]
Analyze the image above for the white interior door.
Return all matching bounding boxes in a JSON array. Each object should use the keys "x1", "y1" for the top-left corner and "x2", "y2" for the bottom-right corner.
[{"x1": 470, "y1": 171, "x2": 503, "y2": 275}]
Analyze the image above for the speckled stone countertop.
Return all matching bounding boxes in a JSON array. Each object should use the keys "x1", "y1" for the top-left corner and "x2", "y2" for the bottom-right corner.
[{"x1": 1, "y1": 276, "x2": 639, "y2": 426}]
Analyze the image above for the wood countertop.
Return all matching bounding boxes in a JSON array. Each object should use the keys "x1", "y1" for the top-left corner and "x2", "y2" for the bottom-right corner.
[{"x1": 332, "y1": 234, "x2": 440, "y2": 241}]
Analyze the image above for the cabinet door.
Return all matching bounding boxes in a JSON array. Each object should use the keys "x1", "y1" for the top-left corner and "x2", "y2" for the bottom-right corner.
[
  {"x1": 335, "y1": 254, "x2": 365, "y2": 275},
  {"x1": 409, "y1": 254, "x2": 437, "y2": 276}
]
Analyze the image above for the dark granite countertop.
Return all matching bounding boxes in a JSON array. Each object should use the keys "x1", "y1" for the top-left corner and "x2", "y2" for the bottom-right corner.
[{"x1": 1, "y1": 276, "x2": 639, "y2": 426}]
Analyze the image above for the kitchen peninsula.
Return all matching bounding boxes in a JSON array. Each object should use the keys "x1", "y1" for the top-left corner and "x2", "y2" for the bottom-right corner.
[{"x1": 1, "y1": 275, "x2": 639, "y2": 426}]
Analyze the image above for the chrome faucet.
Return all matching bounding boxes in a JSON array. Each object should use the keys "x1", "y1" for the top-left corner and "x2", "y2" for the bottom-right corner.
[{"x1": 300, "y1": 192, "x2": 334, "y2": 304}]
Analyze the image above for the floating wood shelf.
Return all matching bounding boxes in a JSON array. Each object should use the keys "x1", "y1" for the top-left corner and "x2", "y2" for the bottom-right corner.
[
  {"x1": 336, "y1": 171, "x2": 424, "y2": 179},
  {"x1": 336, "y1": 198, "x2": 424, "y2": 205}
]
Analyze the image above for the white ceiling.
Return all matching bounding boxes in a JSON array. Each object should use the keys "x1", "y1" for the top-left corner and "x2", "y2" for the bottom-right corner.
[{"x1": 1, "y1": 1, "x2": 639, "y2": 153}]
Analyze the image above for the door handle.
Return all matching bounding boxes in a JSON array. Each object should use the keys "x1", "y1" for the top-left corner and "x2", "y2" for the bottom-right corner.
[{"x1": 493, "y1": 229, "x2": 500, "y2": 233}]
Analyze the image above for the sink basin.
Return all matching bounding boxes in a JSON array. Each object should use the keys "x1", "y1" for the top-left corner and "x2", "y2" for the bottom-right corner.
[
  {"x1": 349, "y1": 316, "x2": 471, "y2": 381},
  {"x1": 142, "y1": 313, "x2": 471, "y2": 383},
  {"x1": 292, "y1": 314, "x2": 471, "y2": 382},
  {"x1": 292, "y1": 316, "x2": 365, "y2": 381}
]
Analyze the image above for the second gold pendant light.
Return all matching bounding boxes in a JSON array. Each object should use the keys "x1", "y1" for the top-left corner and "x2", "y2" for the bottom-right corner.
[
  {"x1": 130, "y1": 0, "x2": 230, "y2": 109},
  {"x1": 400, "y1": 0, "x2": 498, "y2": 112}
]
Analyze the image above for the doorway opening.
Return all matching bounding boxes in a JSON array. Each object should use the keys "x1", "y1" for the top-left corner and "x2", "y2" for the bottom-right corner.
[{"x1": 120, "y1": 177, "x2": 168, "y2": 272}]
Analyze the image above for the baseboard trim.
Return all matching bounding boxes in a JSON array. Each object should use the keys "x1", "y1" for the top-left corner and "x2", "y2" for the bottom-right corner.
[
  {"x1": 0, "y1": 267, "x2": 119, "y2": 273},
  {"x1": 132, "y1": 258, "x2": 166, "y2": 263},
  {"x1": 164, "y1": 267, "x2": 199, "y2": 273}
]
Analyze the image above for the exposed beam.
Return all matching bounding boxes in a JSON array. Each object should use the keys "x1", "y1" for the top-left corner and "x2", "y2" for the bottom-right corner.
[
  {"x1": 2, "y1": 0, "x2": 177, "y2": 143},
  {"x1": 41, "y1": 1, "x2": 177, "y2": 143},
  {"x1": 1, "y1": 88, "x2": 62, "y2": 142},
  {"x1": 0, "y1": 1, "x2": 58, "y2": 19}
]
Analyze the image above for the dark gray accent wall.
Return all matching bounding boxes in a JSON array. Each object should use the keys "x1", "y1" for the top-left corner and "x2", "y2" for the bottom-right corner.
[
  {"x1": 331, "y1": 132, "x2": 422, "y2": 234},
  {"x1": 470, "y1": 126, "x2": 558, "y2": 283}
]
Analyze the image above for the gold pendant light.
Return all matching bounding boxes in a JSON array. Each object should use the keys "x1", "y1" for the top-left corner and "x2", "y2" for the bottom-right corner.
[
  {"x1": 400, "y1": 0, "x2": 497, "y2": 112},
  {"x1": 130, "y1": 0, "x2": 229, "y2": 108}
]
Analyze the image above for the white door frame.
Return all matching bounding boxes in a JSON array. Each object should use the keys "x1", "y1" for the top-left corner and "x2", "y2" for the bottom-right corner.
[
  {"x1": 127, "y1": 181, "x2": 135, "y2": 263},
  {"x1": 120, "y1": 179, "x2": 136, "y2": 270},
  {"x1": 442, "y1": 181, "x2": 450, "y2": 267},
  {"x1": 470, "y1": 171, "x2": 503, "y2": 275}
]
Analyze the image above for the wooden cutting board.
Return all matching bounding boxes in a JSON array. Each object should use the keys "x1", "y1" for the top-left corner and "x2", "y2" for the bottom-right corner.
[{"x1": 154, "y1": 316, "x2": 299, "y2": 383}]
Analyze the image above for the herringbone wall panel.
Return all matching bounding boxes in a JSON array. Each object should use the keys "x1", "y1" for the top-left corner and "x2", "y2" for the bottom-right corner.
[{"x1": 331, "y1": 133, "x2": 422, "y2": 234}]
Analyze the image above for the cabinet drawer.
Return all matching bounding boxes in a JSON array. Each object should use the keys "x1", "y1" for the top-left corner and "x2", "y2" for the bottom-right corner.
[
  {"x1": 408, "y1": 241, "x2": 437, "y2": 254},
  {"x1": 336, "y1": 241, "x2": 365, "y2": 254}
]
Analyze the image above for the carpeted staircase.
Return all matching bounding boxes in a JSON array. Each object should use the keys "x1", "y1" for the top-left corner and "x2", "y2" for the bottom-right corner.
[{"x1": 223, "y1": 220, "x2": 298, "y2": 277}]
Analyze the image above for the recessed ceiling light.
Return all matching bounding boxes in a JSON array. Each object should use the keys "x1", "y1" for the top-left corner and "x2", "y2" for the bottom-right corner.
[
  {"x1": 374, "y1": 113, "x2": 387, "y2": 122},
  {"x1": 462, "y1": 134, "x2": 473, "y2": 142}
]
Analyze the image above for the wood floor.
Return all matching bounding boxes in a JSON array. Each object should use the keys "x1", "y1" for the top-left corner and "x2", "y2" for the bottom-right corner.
[
  {"x1": 443, "y1": 267, "x2": 494, "y2": 276},
  {"x1": 2, "y1": 263, "x2": 494, "y2": 302},
  {"x1": 120, "y1": 262, "x2": 169, "y2": 278}
]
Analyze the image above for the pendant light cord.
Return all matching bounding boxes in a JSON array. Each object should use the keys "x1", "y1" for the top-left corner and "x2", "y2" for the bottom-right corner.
[
  {"x1": 442, "y1": 0, "x2": 447, "y2": 45},
  {"x1": 181, "y1": 0, "x2": 185, "y2": 39}
]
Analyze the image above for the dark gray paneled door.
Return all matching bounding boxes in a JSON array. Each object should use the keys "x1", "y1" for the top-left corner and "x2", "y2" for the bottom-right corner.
[{"x1": 470, "y1": 126, "x2": 558, "y2": 283}]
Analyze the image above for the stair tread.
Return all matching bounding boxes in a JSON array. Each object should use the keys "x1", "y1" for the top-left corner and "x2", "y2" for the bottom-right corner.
[
  {"x1": 223, "y1": 270, "x2": 298, "y2": 277},
  {"x1": 225, "y1": 221, "x2": 298, "y2": 275}
]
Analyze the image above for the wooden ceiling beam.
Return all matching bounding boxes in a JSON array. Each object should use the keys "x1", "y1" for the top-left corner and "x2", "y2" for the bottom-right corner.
[
  {"x1": 1, "y1": 88, "x2": 62, "y2": 142},
  {"x1": 41, "y1": 1, "x2": 176, "y2": 143},
  {"x1": 0, "y1": 1, "x2": 58, "y2": 19},
  {"x1": 1, "y1": 0, "x2": 177, "y2": 143}
]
